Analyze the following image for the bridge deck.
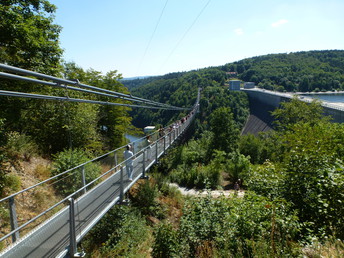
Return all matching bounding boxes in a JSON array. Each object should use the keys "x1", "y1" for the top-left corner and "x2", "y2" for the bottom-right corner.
[{"x1": 0, "y1": 122, "x2": 189, "y2": 258}]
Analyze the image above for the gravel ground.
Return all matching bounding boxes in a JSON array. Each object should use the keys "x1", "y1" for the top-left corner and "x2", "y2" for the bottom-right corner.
[{"x1": 169, "y1": 183, "x2": 245, "y2": 198}]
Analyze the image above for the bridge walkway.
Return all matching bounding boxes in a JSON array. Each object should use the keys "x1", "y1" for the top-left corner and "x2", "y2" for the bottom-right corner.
[{"x1": 0, "y1": 113, "x2": 196, "y2": 258}]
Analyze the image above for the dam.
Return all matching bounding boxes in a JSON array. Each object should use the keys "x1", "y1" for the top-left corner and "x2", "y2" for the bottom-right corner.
[{"x1": 241, "y1": 88, "x2": 344, "y2": 135}]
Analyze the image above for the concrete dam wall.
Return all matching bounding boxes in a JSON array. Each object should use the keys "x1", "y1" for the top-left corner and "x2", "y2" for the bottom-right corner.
[{"x1": 241, "y1": 89, "x2": 344, "y2": 135}]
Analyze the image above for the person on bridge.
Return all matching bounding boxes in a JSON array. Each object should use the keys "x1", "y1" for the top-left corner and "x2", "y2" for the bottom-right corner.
[{"x1": 124, "y1": 145, "x2": 134, "y2": 181}]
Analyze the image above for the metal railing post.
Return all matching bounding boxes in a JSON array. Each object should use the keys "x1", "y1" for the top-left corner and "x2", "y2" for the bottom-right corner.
[
  {"x1": 81, "y1": 165, "x2": 87, "y2": 194},
  {"x1": 169, "y1": 131, "x2": 172, "y2": 147},
  {"x1": 142, "y1": 150, "x2": 146, "y2": 178},
  {"x1": 163, "y1": 136, "x2": 166, "y2": 154},
  {"x1": 114, "y1": 152, "x2": 118, "y2": 170},
  {"x1": 120, "y1": 167, "x2": 124, "y2": 202},
  {"x1": 69, "y1": 198, "x2": 77, "y2": 257},
  {"x1": 155, "y1": 141, "x2": 158, "y2": 163},
  {"x1": 9, "y1": 197, "x2": 19, "y2": 242}
]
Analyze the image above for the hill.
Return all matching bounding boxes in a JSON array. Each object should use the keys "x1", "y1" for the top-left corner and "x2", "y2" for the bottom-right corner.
[
  {"x1": 127, "y1": 50, "x2": 344, "y2": 129},
  {"x1": 228, "y1": 49, "x2": 344, "y2": 92}
]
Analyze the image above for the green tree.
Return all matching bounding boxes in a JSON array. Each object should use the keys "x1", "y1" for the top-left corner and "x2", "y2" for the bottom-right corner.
[
  {"x1": 272, "y1": 97, "x2": 326, "y2": 131},
  {"x1": 63, "y1": 63, "x2": 132, "y2": 149},
  {"x1": 51, "y1": 148, "x2": 101, "y2": 196},
  {"x1": 281, "y1": 122, "x2": 344, "y2": 238},
  {"x1": 0, "y1": 0, "x2": 65, "y2": 154},
  {"x1": 209, "y1": 107, "x2": 239, "y2": 154},
  {"x1": 239, "y1": 133, "x2": 262, "y2": 164},
  {"x1": 0, "y1": 0, "x2": 62, "y2": 71},
  {"x1": 0, "y1": 119, "x2": 8, "y2": 197}
]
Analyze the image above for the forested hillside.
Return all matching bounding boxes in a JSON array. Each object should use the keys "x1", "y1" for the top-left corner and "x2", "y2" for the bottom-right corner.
[
  {"x1": 229, "y1": 50, "x2": 344, "y2": 92},
  {"x1": 126, "y1": 50, "x2": 344, "y2": 130}
]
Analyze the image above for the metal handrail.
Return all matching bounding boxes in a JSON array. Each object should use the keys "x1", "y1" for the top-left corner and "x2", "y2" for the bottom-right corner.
[
  {"x1": 0, "y1": 107, "x2": 197, "y2": 245},
  {"x1": 0, "y1": 129, "x2": 157, "y2": 204}
]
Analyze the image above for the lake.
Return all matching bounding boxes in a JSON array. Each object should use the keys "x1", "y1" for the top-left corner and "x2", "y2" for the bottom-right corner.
[{"x1": 300, "y1": 93, "x2": 344, "y2": 103}]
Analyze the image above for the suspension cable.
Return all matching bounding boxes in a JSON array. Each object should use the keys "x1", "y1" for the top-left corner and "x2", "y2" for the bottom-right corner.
[
  {"x1": 0, "y1": 63, "x2": 188, "y2": 110},
  {"x1": 0, "y1": 90, "x2": 186, "y2": 110}
]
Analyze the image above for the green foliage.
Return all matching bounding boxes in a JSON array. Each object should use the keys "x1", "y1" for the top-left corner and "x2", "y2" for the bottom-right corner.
[
  {"x1": 245, "y1": 161, "x2": 285, "y2": 200},
  {"x1": 228, "y1": 50, "x2": 344, "y2": 92},
  {"x1": 84, "y1": 205, "x2": 150, "y2": 257},
  {"x1": 0, "y1": 119, "x2": 8, "y2": 197},
  {"x1": 161, "y1": 132, "x2": 222, "y2": 189},
  {"x1": 209, "y1": 107, "x2": 240, "y2": 155},
  {"x1": 239, "y1": 133, "x2": 263, "y2": 164},
  {"x1": 0, "y1": 0, "x2": 63, "y2": 71},
  {"x1": 22, "y1": 100, "x2": 101, "y2": 154},
  {"x1": 244, "y1": 99, "x2": 344, "y2": 240},
  {"x1": 130, "y1": 180, "x2": 163, "y2": 217},
  {"x1": 100, "y1": 212, "x2": 150, "y2": 257},
  {"x1": 176, "y1": 193, "x2": 301, "y2": 257},
  {"x1": 226, "y1": 150, "x2": 250, "y2": 182},
  {"x1": 280, "y1": 122, "x2": 344, "y2": 238},
  {"x1": 63, "y1": 62, "x2": 132, "y2": 149},
  {"x1": 51, "y1": 148, "x2": 101, "y2": 196},
  {"x1": 199, "y1": 88, "x2": 249, "y2": 132},
  {"x1": 152, "y1": 222, "x2": 180, "y2": 258},
  {"x1": 272, "y1": 97, "x2": 327, "y2": 130},
  {"x1": 169, "y1": 162, "x2": 221, "y2": 190},
  {"x1": 4, "y1": 132, "x2": 38, "y2": 161}
]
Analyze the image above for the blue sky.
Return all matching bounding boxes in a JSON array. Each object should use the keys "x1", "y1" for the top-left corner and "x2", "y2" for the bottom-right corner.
[{"x1": 50, "y1": 0, "x2": 344, "y2": 78}]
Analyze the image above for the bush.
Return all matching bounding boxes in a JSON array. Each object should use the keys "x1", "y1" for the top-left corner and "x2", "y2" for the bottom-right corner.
[
  {"x1": 83, "y1": 205, "x2": 151, "y2": 257},
  {"x1": 226, "y1": 150, "x2": 250, "y2": 183},
  {"x1": 130, "y1": 180, "x2": 163, "y2": 217},
  {"x1": 2, "y1": 173, "x2": 21, "y2": 196},
  {"x1": 5, "y1": 132, "x2": 38, "y2": 161},
  {"x1": 152, "y1": 222, "x2": 180, "y2": 258},
  {"x1": 244, "y1": 161, "x2": 285, "y2": 200},
  {"x1": 169, "y1": 163, "x2": 220, "y2": 190},
  {"x1": 52, "y1": 148, "x2": 101, "y2": 197},
  {"x1": 178, "y1": 193, "x2": 301, "y2": 257},
  {"x1": 100, "y1": 209, "x2": 150, "y2": 257}
]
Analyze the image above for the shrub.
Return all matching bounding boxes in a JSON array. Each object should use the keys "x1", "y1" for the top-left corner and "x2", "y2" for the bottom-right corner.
[
  {"x1": 244, "y1": 161, "x2": 285, "y2": 200},
  {"x1": 169, "y1": 163, "x2": 220, "y2": 189},
  {"x1": 83, "y1": 205, "x2": 151, "y2": 257},
  {"x1": 5, "y1": 132, "x2": 38, "y2": 161},
  {"x1": 177, "y1": 193, "x2": 301, "y2": 257},
  {"x1": 52, "y1": 148, "x2": 101, "y2": 197},
  {"x1": 152, "y1": 222, "x2": 180, "y2": 258},
  {"x1": 34, "y1": 164, "x2": 51, "y2": 181},
  {"x1": 130, "y1": 180, "x2": 162, "y2": 217},
  {"x1": 2, "y1": 173, "x2": 21, "y2": 196},
  {"x1": 225, "y1": 150, "x2": 250, "y2": 183}
]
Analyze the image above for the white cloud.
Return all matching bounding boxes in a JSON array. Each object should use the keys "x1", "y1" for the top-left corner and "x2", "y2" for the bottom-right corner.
[
  {"x1": 271, "y1": 19, "x2": 289, "y2": 28},
  {"x1": 234, "y1": 28, "x2": 244, "y2": 35}
]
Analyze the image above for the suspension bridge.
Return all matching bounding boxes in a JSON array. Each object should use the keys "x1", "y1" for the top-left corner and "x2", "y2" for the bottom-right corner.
[{"x1": 0, "y1": 64, "x2": 200, "y2": 257}]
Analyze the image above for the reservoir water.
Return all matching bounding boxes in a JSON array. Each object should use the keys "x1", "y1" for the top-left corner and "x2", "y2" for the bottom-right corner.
[{"x1": 300, "y1": 93, "x2": 344, "y2": 103}]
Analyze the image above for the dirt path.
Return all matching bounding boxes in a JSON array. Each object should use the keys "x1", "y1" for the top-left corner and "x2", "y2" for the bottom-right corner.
[{"x1": 169, "y1": 183, "x2": 245, "y2": 198}]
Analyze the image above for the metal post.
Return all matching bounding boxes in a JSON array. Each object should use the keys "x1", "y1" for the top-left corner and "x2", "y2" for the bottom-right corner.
[
  {"x1": 9, "y1": 197, "x2": 19, "y2": 243},
  {"x1": 163, "y1": 136, "x2": 166, "y2": 154},
  {"x1": 69, "y1": 198, "x2": 77, "y2": 257},
  {"x1": 81, "y1": 165, "x2": 87, "y2": 194},
  {"x1": 142, "y1": 150, "x2": 146, "y2": 178},
  {"x1": 155, "y1": 141, "x2": 158, "y2": 163},
  {"x1": 114, "y1": 152, "x2": 118, "y2": 170},
  {"x1": 169, "y1": 131, "x2": 172, "y2": 148},
  {"x1": 120, "y1": 167, "x2": 124, "y2": 202}
]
